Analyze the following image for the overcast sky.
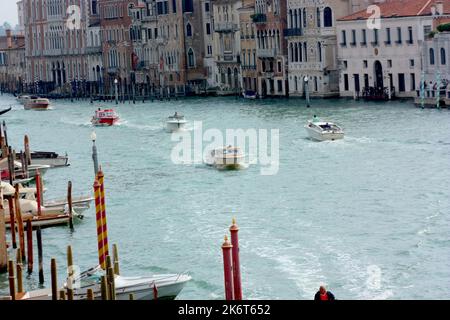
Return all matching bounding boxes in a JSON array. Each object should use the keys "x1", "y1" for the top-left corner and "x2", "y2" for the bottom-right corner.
[{"x1": 0, "y1": 0, "x2": 19, "y2": 26}]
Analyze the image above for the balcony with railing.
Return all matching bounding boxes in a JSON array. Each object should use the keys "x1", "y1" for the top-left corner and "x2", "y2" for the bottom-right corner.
[
  {"x1": 257, "y1": 48, "x2": 277, "y2": 58},
  {"x1": 86, "y1": 46, "x2": 102, "y2": 54},
  {"x1": 214, "y1": 22, "x2": 239, "y2": 33},
  {"x1": 251, "y1": 13, "x2": 267, "y2": 24},
  {"x1": 284, "y1": 28, "x2": 303, "y2": 37}
]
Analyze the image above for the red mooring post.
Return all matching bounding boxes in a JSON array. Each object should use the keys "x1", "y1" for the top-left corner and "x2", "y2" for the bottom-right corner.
[
  {"x1": 222, "y1": 235, "x2": 234, "y2": 300},
  {"x1": 229, "y1": 218, "x2": 242, "y2": 300}
]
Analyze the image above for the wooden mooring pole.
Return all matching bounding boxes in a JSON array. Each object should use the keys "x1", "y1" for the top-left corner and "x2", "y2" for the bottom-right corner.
[
  {"x1": 113, "y1": 244, "x2": 120, "y2": 275},
  {"x1": 8, "y1": 260, "x2": 16, "y2": 300},
  {"x1": 26, "y1": 219, "x2": 33, "y2": 273},
  {"x1": 14, "y1": 185, "x2": 25, "y2": 261},
  {"x1": 36, "y1": 227, "x2": 44, "y2": 284},
  {"x1": 51, "y1": 258, "x2": 57, "y2": 300},
  {"x1": 7, "y1": 196, "x2": 16, "y2": 249},
  {"x1": 16, "y1": 249, "x2": 23, "y2": 294},
  {"x1": 67, "y1": 181, "x2": 74, "y2": 230},
  {"x1": 0, "y1": 204, "x2": 7, "y2": 273}
]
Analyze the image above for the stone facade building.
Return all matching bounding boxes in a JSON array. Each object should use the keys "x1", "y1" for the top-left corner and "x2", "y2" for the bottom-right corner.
[
  {"x1": 254, "y1": 0, "x2": 287, "y2": 97},
  {"x1": 239, "y1": 0, "x2": 257, "y2": 94},
  {"x1": 86, "y1": 0, "x2": 103, "y2": 95},
  {"x1": 337, "y1": 0, "x2": 450, "y2": 99},
  {"x1": 23, "y1": 0, "x2": 89, "y2": 94},
  {"x1": 212, "y1": 0, "x2": 242, "y2": 95},
  {"x1": 99, "y1": 0, "x2": 138, "y2": 96},
  {"x1": 0, "y1": 30, "x2": 25, "y2": 93},
  {"x1": 286, "y1": 0, "x2": 374, "y2": 98}
]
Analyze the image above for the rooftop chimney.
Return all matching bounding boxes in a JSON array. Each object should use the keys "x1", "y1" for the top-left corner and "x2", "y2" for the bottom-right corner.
[
  {"x1": 6, "y1": 29, "x2": 12, "y2": 49},
  {"x1": 436, "y1": 1, "x2": 444, "y2": 15}
]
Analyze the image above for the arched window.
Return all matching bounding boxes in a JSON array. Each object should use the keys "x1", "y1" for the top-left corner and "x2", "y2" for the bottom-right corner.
[
  {"x1": 186, "y1": 23, "x2": 192, "y2": 37},
  {"x1": 187, "y1": 48, "x2": 195, "y2": 67},
  {"x1": 324, "y1": 7, "x2": 333, "y2": 27},
  {"x1": 430, "y1": 48, "x2": 435, "y2": 65},
  {"x1": 441, "y1": 48, "x2": 446, "y2": 65}
]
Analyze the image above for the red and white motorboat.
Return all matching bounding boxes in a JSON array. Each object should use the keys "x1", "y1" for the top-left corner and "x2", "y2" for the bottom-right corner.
[
  {"x1": 91, "y1": 108, "x2": 120, "y2": 126},
  {"x1": 24, "y1": 97, "x2": 50, "y2": 110}
]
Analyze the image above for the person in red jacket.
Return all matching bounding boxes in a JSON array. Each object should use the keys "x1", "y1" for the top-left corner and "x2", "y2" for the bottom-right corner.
[{"x1": 314, "y1": 286, "x2": 336, "y2": 301}]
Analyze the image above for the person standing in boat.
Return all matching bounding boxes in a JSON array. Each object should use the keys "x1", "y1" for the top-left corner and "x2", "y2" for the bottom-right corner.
[{"x1": 314, "y1": 286, "x2": 336, "y2": 301}]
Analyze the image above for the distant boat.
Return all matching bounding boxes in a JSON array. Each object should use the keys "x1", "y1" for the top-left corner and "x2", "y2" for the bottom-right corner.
[
  {"x1": 16, "y1": 151, "x2": 69, "y2": 168},
  {"x1": 205, "y1": 146, "x2": 245, "y2": 170},
  {"x1": 24, "y1": 97, "x2": 50, "y2": 110},
  {"x1": 91, "y1": 109, "x2": 119, "y2": 126},
  {"x1": 304, "y1": 119, "x2": 344, "y2": 141},
  {"x1": 166, "y1": 112, "x2": 188, "y2": 132},
  {"x1": 0, "y1": 107, "x2": 11, "y2": 115},
  {"x1": 243, "y1": 90, "x2": 257, "y2": 100}
]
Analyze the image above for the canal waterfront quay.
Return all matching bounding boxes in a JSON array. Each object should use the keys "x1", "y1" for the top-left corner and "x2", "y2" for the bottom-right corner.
[{"x1": 0, "y1": 92, "x2": 449, "y2": 301}]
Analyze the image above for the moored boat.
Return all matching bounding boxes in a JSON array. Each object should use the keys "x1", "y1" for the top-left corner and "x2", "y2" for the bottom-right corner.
[
  {"x1": 166, "y1": 112, "x2": 188, "y2": 132},
  {"x1": 16, "y1": 151, "x2": 70, "y2": 167},
  {"x1": 91, "y1": 108, "x2": 120, "y2": 126},
  {"x1": 304, "y1": 117, "x2": 344, "y2": 141},
  {"x1": 243, "y1": 90, "x2": 257, "y2": 99},
  {"x1": 18, "y1": 266, "x2": 191, "y2": 300}
]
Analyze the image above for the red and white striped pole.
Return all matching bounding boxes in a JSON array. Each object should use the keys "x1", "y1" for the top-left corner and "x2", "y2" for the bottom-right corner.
[
  {"x1": 222, "y1": 235, "x2": 234, "y2": 300},
  {"x1": 230, "y1": 218, "x2": 242, "y2": 300}
]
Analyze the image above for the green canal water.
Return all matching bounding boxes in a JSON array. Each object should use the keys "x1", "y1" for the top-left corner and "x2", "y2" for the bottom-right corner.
[{"x1": 0, "y1": 94, "x2": 449, "y2": 299}]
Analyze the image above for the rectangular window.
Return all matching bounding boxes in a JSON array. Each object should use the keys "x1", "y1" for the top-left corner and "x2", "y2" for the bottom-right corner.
[
  {"x1": 278, "y1": 61, "x2": 282, "y2": 73},
  {"x1": 361, "y1": 29, "x2": 367, "y2": 45},
  {"x1": 344, "y1": 74, "x2": 349, "y2": 91},
  {"x1": 385, "y1": 28, "x2": 391, "y2": 44},
  {"x1": 205, "y1": 2, "x2": 210, "y2": 12},
  {"x1": 351, "y1": 30, "x2": 356, "y2": 46},
  {"x1": 396, "y1": 27, "x2": 402, "y2": 44},
  {"x1": 410, "y1": 59, "x2": 414, "y2": 67},
  {"x1": 410, "y1": 73, "x2": 416, "y2": 91},
  {"x1": 372, "y1": 29, "x2": 378, "y2": 45},
  {"x1": 206, "y1": 23, "x2": 211, "y2": 35},
  {"x1": 398, "y1": 73, "x2": 405, "y2": 92},
  {"x1": 388, "y1": 60, "x2": 392, "y2": 68},
  {"x1": 364, "y1": 74, "x2": 369, "y2": 89},
  {"x1": 407, "y1": 26, "x2": 413, "y2": 44},
  {"x1": 363, "y1": 60, "x2": 368, "y2": 68},
  {"x1": 341, "y1": 30, "x2": 347, "y2": 46},
  {"x1": 354, "y1": 74, "x2": 360, "y2": 92},
  {"x1": 172, "y1": 0, "x2": 177, "y2": 13}
]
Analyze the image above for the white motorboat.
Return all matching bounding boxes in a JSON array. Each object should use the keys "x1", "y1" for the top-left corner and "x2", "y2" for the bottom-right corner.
[
  {"x1": 305, "y1": 119, "x2": 344, "y2": 142},
  {"x1": 205, "y1": 146, "x2": 245, "y2": 170},
  {"x1": 24, "y1": 97, "x2": 50, "y2": 110},
  {"x1": 166, "y1": 112, "x2": 188, "y2": 132},
  {"x1": 18, "y1": 266, "x2": 191, "y2": 300}
]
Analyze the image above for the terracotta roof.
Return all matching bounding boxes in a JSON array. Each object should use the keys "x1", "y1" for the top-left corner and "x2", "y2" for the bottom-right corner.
[
  {"x1": 0, "y1": 35, "x2": 25, "y2": 50},
  {"x1": 338, "y1": 0, "x2": 450, "y2": 21}
]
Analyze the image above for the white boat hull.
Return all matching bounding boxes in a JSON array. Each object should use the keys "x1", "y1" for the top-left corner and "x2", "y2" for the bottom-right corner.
[
  {"x1": 30, "y1": 157, "x2": 69, "y2": 168},
  {"x1": 305, "y1": 127, "x2": 344, "y2": 141},
  {"x1": 166, "y1": 121, "x2": 188, "y2": 132}
]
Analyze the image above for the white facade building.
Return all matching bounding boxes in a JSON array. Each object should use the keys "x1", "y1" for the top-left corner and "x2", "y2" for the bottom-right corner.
[{"x1": 337, "y1": 0, "x2": 450, "y2": 99}]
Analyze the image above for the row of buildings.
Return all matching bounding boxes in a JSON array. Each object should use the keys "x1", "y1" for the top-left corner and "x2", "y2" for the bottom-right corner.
[{"x1": 0, "y1": 0, "x2": 449, "y2": 100}]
